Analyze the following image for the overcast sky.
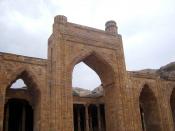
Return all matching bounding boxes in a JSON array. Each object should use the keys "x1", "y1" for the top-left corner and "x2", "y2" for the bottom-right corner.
[{"x1": 0, "y1": 0, "x2": 175, "y2": 90}]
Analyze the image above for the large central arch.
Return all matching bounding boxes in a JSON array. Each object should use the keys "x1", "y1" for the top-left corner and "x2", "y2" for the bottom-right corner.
[
  {"x1": 70, "y1": 52, "x2": 115, "y2": 86},
  {"x1": 69, "y1": 51, "x2": 120, "y2": 131}
]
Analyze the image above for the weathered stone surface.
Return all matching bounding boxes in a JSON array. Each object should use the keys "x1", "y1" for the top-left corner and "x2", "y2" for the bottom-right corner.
[
  {"x1": 158, "y1": 62, "x2": 175, "y2": 80},
  {"x1": 131, "y1": 62, "x2": 175, "y2": 81},
  {"x1": 0, "y1": 15, "x2": 175, "y2": 131}
]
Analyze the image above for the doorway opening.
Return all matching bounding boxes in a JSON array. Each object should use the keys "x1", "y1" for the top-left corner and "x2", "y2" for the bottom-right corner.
[
  {"x1": 72, "y1": 62, "x2": 102, "y2": 91},
  {"x1": 139, "y1": 85, "x2": 162, "y2": 131},
  {"x1": 72, "y1": 53, "x2": 114, "y2": 131},
  {"x1": 3, "y1": 99, "x2": 33, "y2": 131},
  {"x1": 3, "y1": 70, "x2": 40, "y2": 131},
  {"x1": 73, "y1": 104, "x2": 106, "y2": 131}
]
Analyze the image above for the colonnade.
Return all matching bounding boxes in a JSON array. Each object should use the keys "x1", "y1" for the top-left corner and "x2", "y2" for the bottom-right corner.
[
  {"x1": 73, "y1": 104, "x2": 106, "y2": 131},
  {"x1": 3, "y1": 99, "x2": 33, "y2": 131}
]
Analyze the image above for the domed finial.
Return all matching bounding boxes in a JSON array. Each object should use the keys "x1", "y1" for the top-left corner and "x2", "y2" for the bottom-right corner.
[
  {"x1": 105, "y1": 20, "x2": 118, "y2": 35},
  {"x1": 54, "y1": 15, "x2": 67, "y2": 24}
]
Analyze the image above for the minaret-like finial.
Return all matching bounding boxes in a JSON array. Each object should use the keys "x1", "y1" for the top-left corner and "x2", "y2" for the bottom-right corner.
[
  {"x1": 105, "y1": 20, "x2": 118, "y2": 35},
  {"x1": 54, "y1": 15, "x2": 67, "y2": 24}
]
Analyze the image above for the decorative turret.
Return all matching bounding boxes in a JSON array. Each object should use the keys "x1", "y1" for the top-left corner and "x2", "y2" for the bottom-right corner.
[
  {"x1": 105, "y1": 20, "x2": 118, "y2": 35},
  {"x1": 54, "y1": 15, "x2": 67, "y2": 24}
]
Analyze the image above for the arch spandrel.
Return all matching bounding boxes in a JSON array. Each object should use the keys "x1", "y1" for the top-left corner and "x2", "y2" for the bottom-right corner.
[
  {"x1": 68, "y1": 50, "x2": 93, "y2": 69},
  {"x1": 0, "y1": 71, "x2": 8, "y2": 85}
]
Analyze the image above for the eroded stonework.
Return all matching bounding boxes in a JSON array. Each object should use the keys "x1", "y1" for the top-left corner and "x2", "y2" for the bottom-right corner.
[{"x1": 0, "y1": 15, "x2": 175, "y2": 131}]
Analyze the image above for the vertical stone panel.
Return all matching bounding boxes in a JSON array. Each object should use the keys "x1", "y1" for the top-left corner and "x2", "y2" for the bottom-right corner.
[{"x1": 0, "y1": 84, "x2": 6, "y2": 131}]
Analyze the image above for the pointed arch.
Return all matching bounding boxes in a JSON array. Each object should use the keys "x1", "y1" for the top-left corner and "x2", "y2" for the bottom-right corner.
[
  {"x1": 139, "y1": 84, "x2": 162, "y2": 131},
  {"x1": 70, "y1": 51, "x2": 116, "y2": 131},
  {"x1": 3, "y1": 66, "x2": 41, "y2": 131},
  {"x1": 7, "y1": 67, "x2": 40, "y2": 94},
  {"x1": 72, "y1": 62, "x2": 102, "y2": 90},
  {"x1": 69, "y1": 51, "x2": 115, "y2": 86}
]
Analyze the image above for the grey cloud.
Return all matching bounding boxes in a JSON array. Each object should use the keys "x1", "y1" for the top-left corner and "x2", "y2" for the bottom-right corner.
[
  {"x1": 121, "y1": 10, "x2": 175, "y2": 70},
  {"x1": 0, "y1": 0, "x2": 175, "y2": 89},
  {"x1": 0, "y1": 20, "x2": 48, "y2": 58},
  {"x1": 72, "y1": 62, "x2": 101, "y2": 90}
]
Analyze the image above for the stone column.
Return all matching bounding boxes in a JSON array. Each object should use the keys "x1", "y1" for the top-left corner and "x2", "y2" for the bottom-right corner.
[
  {"x1": 0, "y1": 91, "x2": 5, "y2": 131},
  {"x1": 97, "y1": 104, "x2": 102, "y2": 131},
  {"x1": 78, "y1": 107, "x2": 81, "y2": 131},
  {"x1": 85, "y1": 104, "x2": 89, "y2": 131},
  {"x1": 4, "y1": 105, "x2": 9, "y2": 131},
  {"x1": 89, "y1": 106, "x2": 93, "y2": 131},
  {"x1": 140, "y1": 107, "x2": 146, "y2": 131},
  {"x1": 22, "y1": 105, "x2": 26, "y2": 131}
]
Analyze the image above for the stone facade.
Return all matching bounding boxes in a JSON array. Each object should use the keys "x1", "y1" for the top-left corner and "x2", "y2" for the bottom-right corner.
[{"x1": 0, "y1": 15, "x2": 175, "y2": 131}]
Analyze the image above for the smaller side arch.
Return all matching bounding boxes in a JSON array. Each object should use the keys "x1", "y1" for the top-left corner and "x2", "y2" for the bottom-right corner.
[
  {"x1": 2, "y1": 66, "x2": 41, "y2": 131},
  {"x1": 6, "y1": 67, "x2": 40, "y2": 93},
  {"x1": 138, "y1": 82, "x2": 154, "y2": 98},
  {"x1": 139, "y1": 84, "x2": 162, "y2": 131}
]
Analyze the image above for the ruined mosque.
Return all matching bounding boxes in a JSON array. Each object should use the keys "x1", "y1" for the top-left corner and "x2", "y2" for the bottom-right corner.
[{"x1": 0, "y1": 15, "x2": 175, "y2": 131}]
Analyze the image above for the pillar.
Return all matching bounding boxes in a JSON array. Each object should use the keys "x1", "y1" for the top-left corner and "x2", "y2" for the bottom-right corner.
[
  {"x1": 0, "y1": 90, "x2": 5, "y2": 131},
  {"x1": 89, "y1": 106, "x2": 93, "y2": 131},
  {"x1": 85, "y1": 104, "x2": 89, "y2": 131},
  {"x1": 4, "y1": 104, "x2": 9, "y2": 131},
  {"x1": 22, "y1": 105, "x2": 26, "y2": 131},
  {"x1": 78, "y1": 106, "x2": 81, "y2": 131},
  {"x1": 97, "y1": 104, "x2": 102, "y2": 131},
  {"x1": 140, "y1": 105, "x2": 146, "y2": 131}
]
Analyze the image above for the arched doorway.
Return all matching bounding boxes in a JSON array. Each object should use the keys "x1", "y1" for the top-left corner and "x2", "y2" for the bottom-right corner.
[
  {"x1": 3, "y1": 99, "x2": 33, "y2": 131},
  {"x1": 71, "y1": 52, "x2": 114, "y2": 90},
  {"x1": 3, "y1": 70, "x2": 40, "y2": 131},
  {"x1": 170, "y1": 88, "x2": 175, "y2": 128},
  {"x1": 72, "y1": 62, "x2": 102, "y2": 90},
  {"x1": 139, "y1": 85, "x2": 162, "y2": 131},
  {"x1": 71, "y1": 52, "x2": 115, "y2": 131}
]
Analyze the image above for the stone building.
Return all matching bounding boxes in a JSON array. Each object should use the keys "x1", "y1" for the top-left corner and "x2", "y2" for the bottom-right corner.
[{"x1": 0, "y1": 15, "x2": 175, "y2": 131}]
